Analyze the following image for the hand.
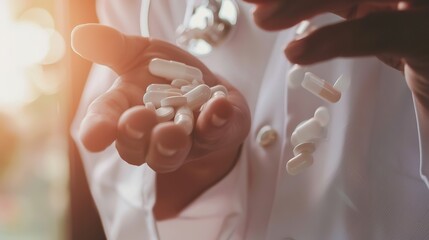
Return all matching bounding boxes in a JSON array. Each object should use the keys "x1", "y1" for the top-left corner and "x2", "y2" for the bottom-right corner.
[
  {"x1": 72, "y1": 24, "x2": 250, "y2": 219},
  {"x1": 244, "y1": 0, "x2": 429, "y2": 112}
]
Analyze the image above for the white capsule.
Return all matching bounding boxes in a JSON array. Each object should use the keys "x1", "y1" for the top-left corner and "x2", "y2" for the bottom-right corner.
[
  {"x1": 313, "y1": 106, "x2": 330, "y2": 127},
  {"x1": 210, "y1": 85, "x2": 228, "y2": 97},
  {"x1": 290, "y1": 118, "x2": 325, "y2": 146},
  {"x1": 174, "y1": 114, "x2": 194, "y2": 135},
  {"x1": 148, "y1": 58, "x2": 203, "y2": 82},
  {"x1": 293, "y1": 142, "x2": 316, "y2": 156},
  {"x1": 287, "y1": 64, "x2": 309, "y2": 89},
  {"x1": 161, "y1": 96, "x2": 188, "y2": 108},
  {"x1": 286, "y1": 152, "x2": 314, "y2": 175},
  {"x1": 174, "y1": 106, "x2": 194, "y2": 135},
  {"x1": 143, "y1": 91, "x2": 181, "y2": 108},
  {"x1": 165, "y1": 88, "x2": 183, "y2": 94},
  {"x1": 302, "y1": 72, "x2": 341, "y2": 103},
  {"x1": 181, "y1": 85, "x2": 197, "y2": 94},
  {"x1": 333, "y1": 74, "x2": 351, "y2": 93},
  {"x1": 144, "y1": 102, "x2": 156, "y2": 111},
  {"x1": 176, "y1": 105, "x2": 193, "y2": 117},
  {"x1": 184, "y1": 84, "x2": 211, "y2": 110},
  {"x1": 171, "y1": 79, "x2": 192, "y2": 88},
  {"x1": 155, "y1": 106, "x2": 175, "y2": 122},
  {"x1": 146, "y1": 84, "x2": 172, "y2": 92},
  {"x1": 192, "y1": 79, "x2": 203, "y2": 85}
]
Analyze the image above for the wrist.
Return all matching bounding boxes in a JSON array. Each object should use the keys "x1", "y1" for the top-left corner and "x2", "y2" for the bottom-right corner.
[{"x1": 153, "y1": 144, "x2": 242, "y2": 220}]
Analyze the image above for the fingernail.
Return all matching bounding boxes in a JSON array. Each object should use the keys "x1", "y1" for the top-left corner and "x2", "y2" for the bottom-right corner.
[
  {"x1": 156, "y1": 143, "x2": 177, "y2": 157},
  {"x1": 212, "y1": 91, "x2": 226, "y2": 99},
  {"x1": 285, "y1": 40, "x2": 307, "y2": 63},
  {"x1": 211, "y1": 113, "x2": 227, "y2": 127},
  {"x1": 125, "y1": 124, "x2": 144, "y2": 139}
]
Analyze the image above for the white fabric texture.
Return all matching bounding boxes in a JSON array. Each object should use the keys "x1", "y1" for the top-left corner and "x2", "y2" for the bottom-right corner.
[{"x1": 71, "y1": 1, "x2": 429, "y2": 239}]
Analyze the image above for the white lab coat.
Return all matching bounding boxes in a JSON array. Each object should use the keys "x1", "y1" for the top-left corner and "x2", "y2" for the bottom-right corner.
[{"x1": 71, "y1": 1, "x2": 429, "y2": 239}]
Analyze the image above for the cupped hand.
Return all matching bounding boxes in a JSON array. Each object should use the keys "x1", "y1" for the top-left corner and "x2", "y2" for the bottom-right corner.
[
  {"x1": 72, "y1": 24, "x2": 250, "y2": 218},
  {"x1": 245, "y1": 0, "x2": 429, "y2": 111}
]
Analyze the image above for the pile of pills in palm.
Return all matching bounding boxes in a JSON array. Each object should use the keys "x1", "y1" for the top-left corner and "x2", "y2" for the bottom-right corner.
[{"x1": 145, "y1": 58, "x2": 228, "y2": 135}]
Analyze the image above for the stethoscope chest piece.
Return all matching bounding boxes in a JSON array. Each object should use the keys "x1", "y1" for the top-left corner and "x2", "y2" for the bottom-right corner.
[{"x1": 176, "y1": 0, "x2": 239, "y2": 55}]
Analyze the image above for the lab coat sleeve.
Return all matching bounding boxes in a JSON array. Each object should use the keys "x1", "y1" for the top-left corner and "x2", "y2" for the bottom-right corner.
[
  {"x1": 156, "y1": 148, "x2": 248, "y2": 240},
  {"x1": 415, "y1": 97, "x2": 429, "y2": 189}
]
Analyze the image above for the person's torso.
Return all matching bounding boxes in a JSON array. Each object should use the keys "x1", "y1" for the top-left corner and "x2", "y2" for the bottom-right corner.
[{"x1": 94, "y1": 1, "x2": 429, "y2": 239}]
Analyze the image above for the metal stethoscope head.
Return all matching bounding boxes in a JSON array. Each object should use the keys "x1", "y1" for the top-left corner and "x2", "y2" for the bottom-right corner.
[{"x1": 141, "y1": 0, "x2": 239, "y2": 55}]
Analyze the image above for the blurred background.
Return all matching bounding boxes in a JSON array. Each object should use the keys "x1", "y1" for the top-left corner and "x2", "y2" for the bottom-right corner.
[{"x1": 0, "y1": 0, "x2": 101, "y2": 239}]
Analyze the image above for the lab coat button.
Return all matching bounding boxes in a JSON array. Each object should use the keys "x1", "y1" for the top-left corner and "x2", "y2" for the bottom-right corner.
[{"x1": 256, "y1": 125, "x2": 278, "y2": 147}]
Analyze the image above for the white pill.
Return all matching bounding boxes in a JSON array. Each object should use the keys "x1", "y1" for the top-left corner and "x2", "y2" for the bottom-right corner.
[
  {"x1": 293, "y1": 142, "x2": 316, "y2": 156},
  {"x1": 181, "y1": 85, "x2": 197, "y2": 94},
  {"x1": 302, "y1": 72, "x2": 341, "y2": 103},
  {"x1": 210, "y1": 85, "x2": 228, "y2": 96},
  {"x1": 174, "y1": 114, "x2": 194, "y2": 135},
  {"x1": 184, "y1": 84, "x2": 211, "y2": 110},
  {"x1": 176, "y1": 105, "x2": 193, "y2": 117},
  {"x1": 145, "y1": 102, "x2": 156, "y2": 111},
  {"x1": 174, "y1": 106, "x2": 194, "y2": 135},
  {"x1": 333, "y1": 74, "x2": 351, "y2": 93},
  {"x1": 287, "y1": 64, "x2": 308, "y2": 89},
  {"x1": 290, "y1": 118, "x2": 325, "y2": 146},
  {"x1": 143, "y1": 91, "x2": 181, "y2": 108},
  {"x1": 155, "y1": 107, "x2": 175, "y2": 122},
  {"x1": 146, "y1": 84, "x2": 172, "y2": 92},
  {"x1": 171, "y1": 79, "x2": 192, "y2": 88},
  {"x1": 165, "y1": 88, "x2": 183, "y2": 94},
  {"x1": 192, "y1": 79, "x2": 203, "y2": 85},
  {"x1": 148, "y1": 58, "x2": 203, "y2": 82},
  {"x1": 161, "y1": 96, "x2": 187, "y2": 108},
  {"x1": 286, "y1": 152, "x2": 314, "y2": 176},
  {"x1": 295, "y1": 20, "x2": 311, "y2": 35},
  {"x1": 313, "y1": 106, "x2": 330, "y2": 127}
]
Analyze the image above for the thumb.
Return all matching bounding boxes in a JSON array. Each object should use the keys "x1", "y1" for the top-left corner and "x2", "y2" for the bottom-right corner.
[{"x1": 71, "y1": 23, "x2": 149, "y2": 74}]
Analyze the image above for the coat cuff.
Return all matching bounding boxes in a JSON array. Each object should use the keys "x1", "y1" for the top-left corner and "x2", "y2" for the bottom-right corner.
[{"x1": 156, "y1": 150, "x2": 248, "y2": 240}]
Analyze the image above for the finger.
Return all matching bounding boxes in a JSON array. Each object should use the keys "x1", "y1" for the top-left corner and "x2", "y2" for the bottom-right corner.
[
  {"x1": 242, "y1": 0, "x2": 278, "y2": 3},
  {"x1": 71, "y1": 23, "x2": 149, "y2": 75},
  {"x1": 193, "y1": 89, "x2": 251, "y2": 153},
  {"x1": 146, "y1": 122, "x2": 192, "y2": 173},
  {"x1": 251, "y1": 0, "x2": 400, "y2": 31},
  {"x1": 116, "y1": 106, "x2": 158, "y2": 166},
  {"x1": 251, "y1": 0, "x2": 350, "y2": 30},
  {"x1": 285, "y1": 10, "x2": 429, "y2": 65},
  {"x1": 79, "y1": 81, "x2": 144, "y2": 152}
]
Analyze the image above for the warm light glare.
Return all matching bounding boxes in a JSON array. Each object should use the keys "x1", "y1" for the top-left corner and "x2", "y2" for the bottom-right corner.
[
  {"x1": 42, "y1": 30, "x2": 66, "y2": 65},
  {"x1": 0, "y1": 69, "x2": 39, "y2": 106},
  {"x1": 0, "y1": 3, "x2": 65, "y2": 109},
  {"x1": 19, "y1": 7, "x2": 55, "y2": 29},
  {"x1": 11, "y1": 22, "x2": 50, "y2": 66}
]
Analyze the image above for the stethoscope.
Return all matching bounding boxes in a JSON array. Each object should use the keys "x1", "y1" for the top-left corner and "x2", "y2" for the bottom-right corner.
[
  {"x1": 140, "y1": 0, "x2": 239, "y2": 55},
  {"x1": 139, "y1": 0, "x2": 339, "y2": 176}
]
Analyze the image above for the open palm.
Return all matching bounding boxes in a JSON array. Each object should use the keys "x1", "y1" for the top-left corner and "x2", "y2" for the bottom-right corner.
[{"x1": 72, "y1": 24, "x2": 250, "y2": 218}]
